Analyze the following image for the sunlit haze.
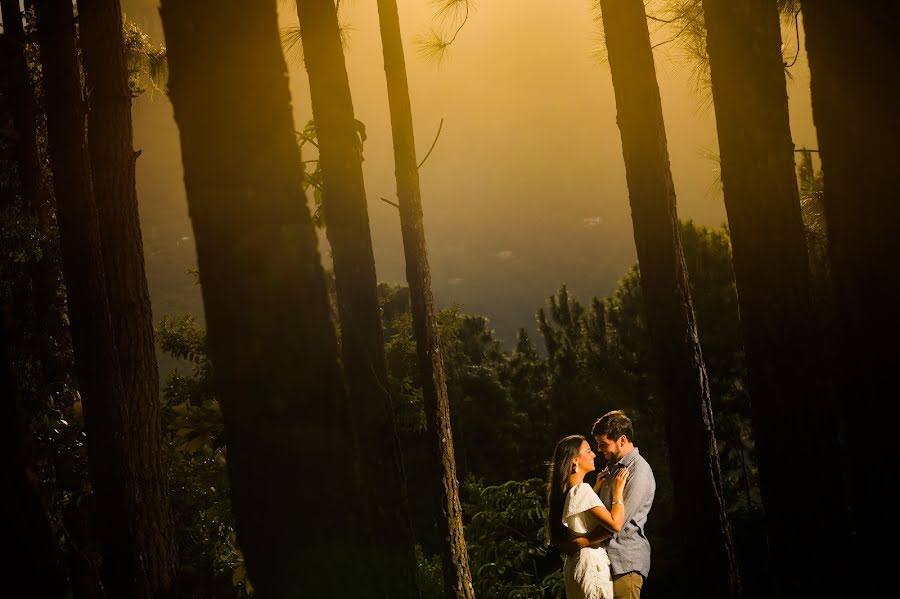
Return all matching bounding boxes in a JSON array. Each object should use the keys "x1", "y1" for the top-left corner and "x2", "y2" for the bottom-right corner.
[{"x1": 124, "y1": 0, "x2": 818, "y2": 343}]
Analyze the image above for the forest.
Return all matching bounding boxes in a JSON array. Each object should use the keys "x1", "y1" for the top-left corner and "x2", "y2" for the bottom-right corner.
[{"x1": 2, "y1": 0, "x2": 897, "y2": 598}]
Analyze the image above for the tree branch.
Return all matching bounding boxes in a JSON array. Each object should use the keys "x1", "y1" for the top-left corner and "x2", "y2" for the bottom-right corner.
[{"x1": 417, "y1": 117, "x2": 444, "y2": 170}]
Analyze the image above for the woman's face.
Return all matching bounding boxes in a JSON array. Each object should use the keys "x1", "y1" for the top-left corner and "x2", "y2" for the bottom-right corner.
[{"x1": 573, "y1": 440, "x2": 596, "y2": 474}]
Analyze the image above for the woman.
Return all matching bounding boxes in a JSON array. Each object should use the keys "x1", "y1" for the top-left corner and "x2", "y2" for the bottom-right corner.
[{"x1": 547, "y1": 435, "x2": 628, "y2": 599}]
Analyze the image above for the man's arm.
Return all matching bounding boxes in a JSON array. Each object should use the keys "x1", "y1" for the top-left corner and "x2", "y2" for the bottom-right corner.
[{"x1": 620, "y1": 469, "x2": 653, "y2": 531}]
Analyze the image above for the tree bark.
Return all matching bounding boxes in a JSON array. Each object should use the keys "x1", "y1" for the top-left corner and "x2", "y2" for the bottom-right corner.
[
  {"x1": 76, "y1": 1, "x2": 178, "y2": 592},
  {"x1": 159, "y1": 0, "x2": 362, "y2": 595},
  {"x1": 1, "y1": 0, "x2": 45, "y2": 219},
  {"x1": 701, "y1": 0, "x2": 848, "y2": 591},
  {"x1": 36, "y1": 0, "x2": 146, "y2": 595},
  {"x1": 1, "y1": 0, "x2": 66, "y2": 406},
  {"x1": 598, "y1": 1, "x2": 739, "y2": 596},
  {"x1": 375, "y1": 1, "x2": 474, "y2": 597},
  {"x1": 293, "y1": 1, "x2": 418, "y2": 596},
  {"x1": 801, "y1": 0, "x2": 900, "y2": 583},
  {"x1": 1, "y1": 305, "x2": 67, "y2": 598}
]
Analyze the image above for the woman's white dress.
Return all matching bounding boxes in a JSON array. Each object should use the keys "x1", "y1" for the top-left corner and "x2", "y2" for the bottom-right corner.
[{"x1": 562, "y1": 483, "x2": 613, "y2": 599}]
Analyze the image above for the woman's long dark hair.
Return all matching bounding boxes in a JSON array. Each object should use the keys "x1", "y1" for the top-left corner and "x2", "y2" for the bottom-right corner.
[{"x1": 546, "y1": 435, "x2": 586, "y2": 545}]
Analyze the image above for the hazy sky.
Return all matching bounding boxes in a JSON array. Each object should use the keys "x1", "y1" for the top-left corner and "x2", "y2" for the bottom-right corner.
[{"x1": 127, "y1": 0, "x2": 819, "y2": 343}]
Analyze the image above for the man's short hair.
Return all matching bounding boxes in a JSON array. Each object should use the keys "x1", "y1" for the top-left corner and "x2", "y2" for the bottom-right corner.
[{"x1": 592, "y1": 410, "x2": 634, "y2": 443}]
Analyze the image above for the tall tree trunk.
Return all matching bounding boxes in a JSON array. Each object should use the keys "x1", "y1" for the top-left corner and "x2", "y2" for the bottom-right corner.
[
  {"x1": 1, "y1": 0, "x2": 45, "y2": 218},
  {"x1": 1, "y1": 9, "x2": 67, "y2": 593},
  {"x1": 1, "y1": 305, "x2": 68, "y2": 598},
  {"x1": 597, "y1": 2, "x2": 739, "y2": 596},
  {"x1": 801, "y1": 0, "x2": 900, "y2": 583},
  {"x1": 701, "y1": 0, "x2": 848, "y2": 591},
  {"x1": 160, "y1": 0, "x2": 362, "y2": 595},
  {"x1": 375, "y1": 1, "x2": 474, "y2": 597},
  {"x1": 76, "y1": 1, "x2": 178, "y2": 592},
  {"x1": 1, "y1": 0, "x2": 65, "y2": 404},
  {"x1": 293, "y1": 1, "x2": 418, "y2": 596},
  {"x1": 36, "y1": 0, "x2": 147, "y2": 595}
]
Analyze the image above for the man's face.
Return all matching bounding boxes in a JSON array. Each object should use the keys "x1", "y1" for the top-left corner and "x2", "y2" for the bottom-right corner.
[{"x1": 594, "y1": 433, "x2": 624, "y2": 463}]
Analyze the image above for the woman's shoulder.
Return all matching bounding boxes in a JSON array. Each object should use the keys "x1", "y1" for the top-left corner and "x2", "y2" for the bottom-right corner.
[
  {"x1": 563, "y1": 483, "x2": 603, "y2": 520},
  {"x1": 567, "y1": 482, "x2": 596, "y2": 496}
]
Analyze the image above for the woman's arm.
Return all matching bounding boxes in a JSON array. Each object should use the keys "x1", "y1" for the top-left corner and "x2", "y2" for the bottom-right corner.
[
  {"x1": 593, "y1": 466, "x2": 609, "y2": 493},
  {"x1": 588, "y1": 467, "x2": 629, "y2": 533},
  {"x1": 556, "y1": 468, "x2": 630, "y2": 556},
  {"x1": 587, "y1": 502, "x2": 623, "y2": 533},
  {"x1": 557, "y1": 526, "x2": 613, "y2": 554}
]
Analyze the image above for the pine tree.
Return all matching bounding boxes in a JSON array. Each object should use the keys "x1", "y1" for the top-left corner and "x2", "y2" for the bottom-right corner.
[
  {"x1": 598, "y1": 1, "x2": 739, "y2": 594},
  {"x1": 375, "y1": 0, "x2": 474, "y2": 594},
  {"x1": 77, "y1": 0, "x2": 178, "y2": 590},
  {"x1": 160, "y1": 0, "x2": 364, "y2": 594},
  {"x1": 293, "y1": 1, "x2": 419, "y2": 595},
  {"x1": 700, "y1": 0, "x2": 848, "y2": 589}
]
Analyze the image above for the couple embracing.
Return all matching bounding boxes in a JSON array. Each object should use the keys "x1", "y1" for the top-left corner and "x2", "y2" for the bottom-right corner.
[{"x1": 547, "y1": 410, "x2": 656, "y2": 599}]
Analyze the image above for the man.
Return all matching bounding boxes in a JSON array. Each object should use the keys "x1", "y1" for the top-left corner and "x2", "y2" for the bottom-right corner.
[{"x1": 559, "y1": 410, "x2": 656, "y2": 599}]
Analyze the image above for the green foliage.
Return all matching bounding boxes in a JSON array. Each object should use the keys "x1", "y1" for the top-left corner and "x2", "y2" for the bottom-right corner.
[
  {"x1": 380, "y1": 283, "x2": 534, "y2": 482},
  {"x1": 155, "y1": 316, "x2": 251, "y2": 597},
  {"x1": 414, "y1": 545, "x2": 446, "y2": 598},
  {"x1": 122, "y1": 17, "x2": 168, "y2": 97},
  {"x1": 295, "y1": 118, "x2": 367, "y2": 229},
  {"x1": 383, "y1": 308, "x2": 428, "y2": 432},
  {"x1": 462, "y1": 477, "x2": 563, "y2": 599},
  {"x1": 380, "y1": 284, "x2": 466, "y2": 433},
  {"x1": 414, "y1": 0, "x2": 472, "y2": 64},
  {"x1": 296, "y1": 120, "x2": 325, "y2": 228},
  {"x1": 797, "y1": 148, "x2": 828, "y2": 276}
]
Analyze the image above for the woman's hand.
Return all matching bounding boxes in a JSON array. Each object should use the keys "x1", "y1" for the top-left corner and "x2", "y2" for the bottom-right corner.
[
  {"x1": 611, "y1": 466, "x2": 629, "y2": 499},
  {"x1": 593, "y1": 466, "x2": 609, "y2": 492}
]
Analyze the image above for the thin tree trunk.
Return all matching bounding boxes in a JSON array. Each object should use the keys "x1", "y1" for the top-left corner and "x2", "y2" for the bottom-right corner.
[
  {"x1": 801, "y1": 0, "x2": 900, "y2": 583},
  {"x1": 159, "y1": 0, "x2": 362, "y2": 595},
  {"x1": 76, "y1": 1, "x2": 178, "y2": 592},
  {"x1": 294, "y1": 1, "x2": 418, "y2": 596},
  {"x1": 376, "y1": 1, "x2": 474, "y2": 596},
  {"x1": 35, "y1": 0, "x2": 144, "y2": 595},
  {"x1": 597, "y1": 1, "x2": 739, "y2": 596},
  {"x1": 700, "y1": 0, "x2": 848, "y2": 591}
]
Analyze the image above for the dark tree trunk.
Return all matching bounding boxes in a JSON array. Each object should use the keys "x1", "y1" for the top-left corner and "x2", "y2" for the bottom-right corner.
[
  {"x1": 1, "y1": 0, "x2": 45, "y2": 218},
  {"x1": 801, "y1": 0, "x2": 900, "y2": 583},
  {"x1": 160, "y1": 0, "x2": 362, "y2": 595},
  {"x1": 597, "y1": 2, "x2": 739, "y2": 596},
  {"x1": 293, "y1": 1, "x2": 418, "y2": 596},
  {"x1": 36, "y1": 1, "x2": 153, "y2": 596},
  {"x1": 375, "y1": 1, "x2": 474, "y2": 597},
  {"x1": 1, "y1": 8, "x2": 67, "y2": 593},
  {"x1": 701, "y1": 0, "x2": 848, "y2": 591},
  {"x1": 76, "y1": 1, "x2": 178, "y2": 592},
  {"x1": 1, "y1": 0, "x2": 66, "y2": 404},
  {"x1": 1, "y1": 305, "x2": 67, "y2": 598}
]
